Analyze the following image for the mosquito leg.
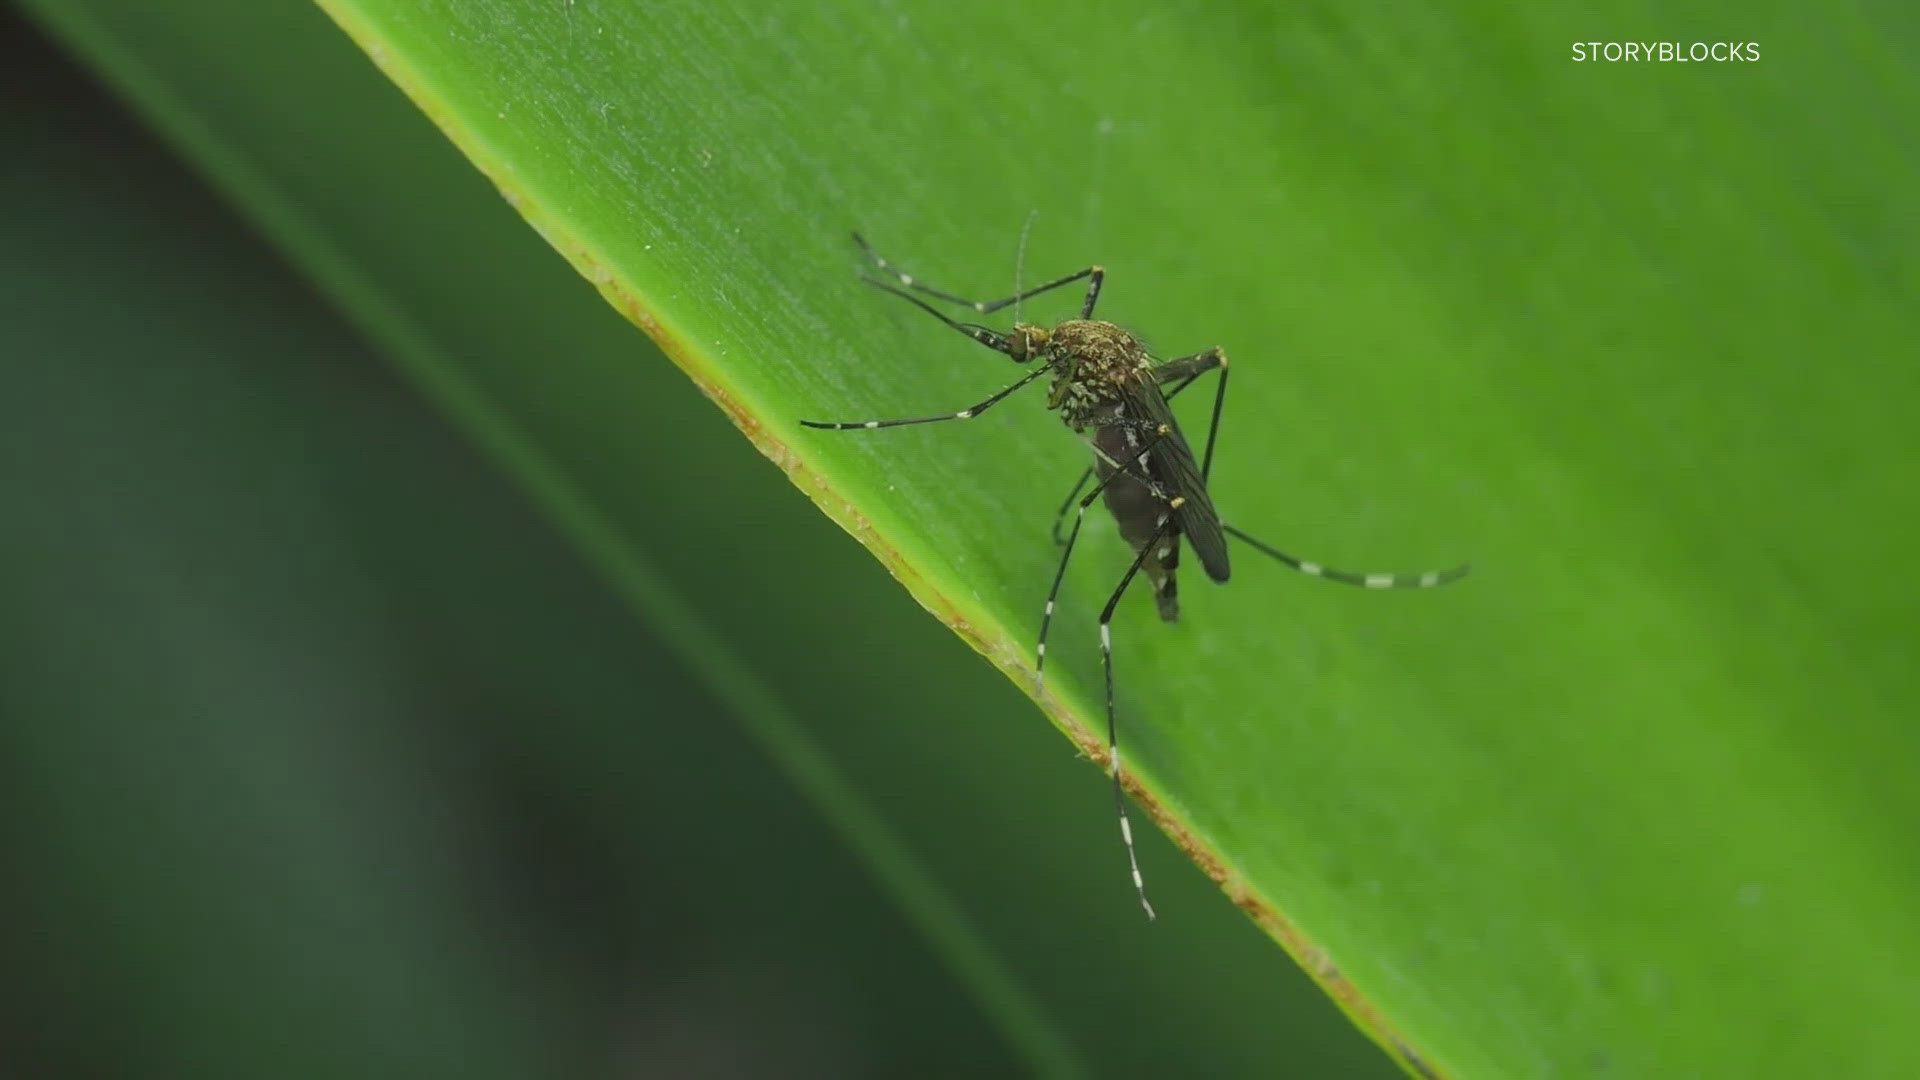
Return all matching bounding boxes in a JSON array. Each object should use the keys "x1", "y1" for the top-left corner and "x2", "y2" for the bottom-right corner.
[
  {"x1": 1095, "y1": 514, "x2": 1177, "y2": 921},
  {"x1": 1152, "y1": 348, "x2": 1466, "y2": 586},
  {"x1": 1152, "y1": 348, "x2": 1229, "y2": 481},
  {"x1": 857, "y1": 277, "x2": 1015, "y2": 355},
  {"x1": 1152, "y1": 348, "x2": 1226, "y2": 387},
  {"x1": 1198, "y1": 364, "x2": 1227, "y2": 482},
  {"x1": 1077, "y1": 266, "x2": 1105, "y2": 320},
  {"x1": 1160, "y1": 369, "x2": 1206, "y2": 401},
  {"x1": 854, "y1": 233, "x2": 1100, "y2": 316},
  {"x1": 1036, "y1": 427, "x2": 1173, "y2": 692},
  {"x1": 1050, "y1": 468, "x2": 1094, "y2": 546},
  {"x1": 799, "y1": 363, "x2": 1051, "y2": 430},
  {"x1": 1223, "y1": 524, "x2": 1470, "y2": 589}
]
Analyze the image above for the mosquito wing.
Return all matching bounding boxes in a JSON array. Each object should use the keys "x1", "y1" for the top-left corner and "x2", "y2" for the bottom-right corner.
[{"x1": 1123, "y1": 378, "x2": 1229, "y2": 583}]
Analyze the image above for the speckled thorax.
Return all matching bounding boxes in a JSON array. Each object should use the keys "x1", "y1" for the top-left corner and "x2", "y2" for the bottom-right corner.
[{"x1": 1025, "y1": 319, "x2": 1156, "y2": 430}]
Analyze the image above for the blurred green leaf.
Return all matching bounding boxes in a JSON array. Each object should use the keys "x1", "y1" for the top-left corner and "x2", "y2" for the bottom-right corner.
[{"x1": 26, "y1": 0, "x2": 1920, "y2": 1075}]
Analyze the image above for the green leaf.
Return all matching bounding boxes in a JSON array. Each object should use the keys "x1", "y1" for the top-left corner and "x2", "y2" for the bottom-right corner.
[{"x1": 35, "y1": 0, "x2": 1920, "y2": 1075}]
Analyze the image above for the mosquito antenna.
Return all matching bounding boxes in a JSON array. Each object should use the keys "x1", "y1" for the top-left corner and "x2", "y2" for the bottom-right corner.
[{"x1": 1013, "y1": 209, "x2": 1038, "y2": 327}]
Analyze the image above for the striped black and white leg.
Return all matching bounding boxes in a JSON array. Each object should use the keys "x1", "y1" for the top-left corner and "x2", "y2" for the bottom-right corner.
[
  {"x1": 1224, "y1": 525, "x2": 1470, "y2": 589},
  {"x1": 854, "y1": 275, "x2": 1018, "y2": 357},
  {"x1": 1095, "y1": 515, "x2": 1177, "y2": 921},
  {"x1": 799, "y1": 363, "x2": 1052, "y2": 431},
  {"x1": 1035, "y1": 424, "x2": 1172, "y2": 693},
  {"x1": 1148, "y1": 347, "x2": 1466, "y2": 589},
  {"x1": 1049, "y1": 468, "x2": 1093, "y2": 546},
  {"x1": 855, "y1": 232, "x2": 1103, "y2": 318}
]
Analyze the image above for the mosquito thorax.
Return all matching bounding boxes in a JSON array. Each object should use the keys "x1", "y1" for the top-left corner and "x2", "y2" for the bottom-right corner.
[{"x1": 1043, "y1": 319, "x2": 1154, "y2": 424}]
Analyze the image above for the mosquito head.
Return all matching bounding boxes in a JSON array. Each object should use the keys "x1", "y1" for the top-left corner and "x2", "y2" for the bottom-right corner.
[{"x1": 1007, "y1": 323, "x2": 1052, "y2": 363}]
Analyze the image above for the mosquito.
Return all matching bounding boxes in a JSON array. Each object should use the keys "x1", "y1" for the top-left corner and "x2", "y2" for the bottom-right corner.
[{"x1": 801, "y1": 233, "x2": 1468, "y2": 919}]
